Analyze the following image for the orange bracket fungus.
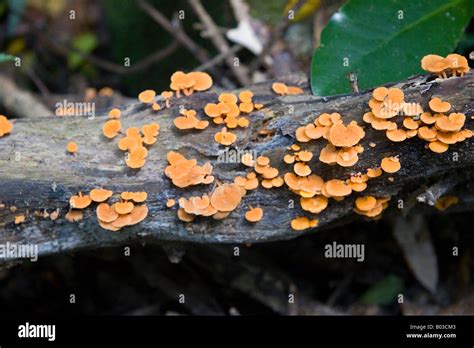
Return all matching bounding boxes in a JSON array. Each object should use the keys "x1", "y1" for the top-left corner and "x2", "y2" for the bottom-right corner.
[{"x1": 165, "y1": 151, "x2": 214, "y2": 188}]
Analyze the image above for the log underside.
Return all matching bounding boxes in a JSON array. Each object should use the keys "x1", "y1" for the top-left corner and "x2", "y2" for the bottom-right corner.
[{"x1": 0, "y1": 72, "x2": 473, "y2": 261}]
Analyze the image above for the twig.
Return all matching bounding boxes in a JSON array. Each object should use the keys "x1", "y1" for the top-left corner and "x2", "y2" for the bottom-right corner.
[
  {"x1": 188, "y1": 0, "x2": 250, "y2": 86},
  {"x1": 194, "y1": 45, "x2": 242, "y2": 72},
  {"x1": 136, "y1": 0, "x2": 210, "y2": 64},
  {"x1": 0, "y1": 74, "x2": 54, "y2": 118},
  {"x1": 25, "y1": 69, "x2": 50, "y2": 97}
]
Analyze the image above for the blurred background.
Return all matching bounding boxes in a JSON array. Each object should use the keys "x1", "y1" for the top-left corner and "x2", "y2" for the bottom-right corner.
[{"x1": 0, "y1": 0, "x2": 473, "y2": 315}]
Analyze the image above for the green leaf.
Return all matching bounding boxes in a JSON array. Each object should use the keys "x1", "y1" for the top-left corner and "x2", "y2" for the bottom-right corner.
[
  {"x1": 360, "y1": 275, "x2": 404, "y2": 306},
  {"x1": 311, "y1": 0, "x2": 474, "y2": 96},
  {"x1": 0, "y1": 53, "x2": 16, "y2": 63},
  {"x1": 68, "y1": 32, "x2": 99, "y2": 69}
]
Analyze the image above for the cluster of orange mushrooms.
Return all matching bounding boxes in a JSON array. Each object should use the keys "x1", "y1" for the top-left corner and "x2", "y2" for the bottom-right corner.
[
  {"x1": 1, "y1": 55, "x2": 471, "y2": 231},
  {"x1": 363, "y1": 87, "x2": 472, "y2": 153},
  {"x1": 421, "y1": 53, "x2": 469, "y2": 78},
  {"x1": 67, "y1": 188, "x2": 149, "y2": 231}
]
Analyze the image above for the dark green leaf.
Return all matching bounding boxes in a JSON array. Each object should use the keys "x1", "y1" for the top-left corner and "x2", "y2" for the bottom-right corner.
[
  {"x1": 360, "y1": 275, "x2": 404, "y2": 306},
  {"x1": 311, "y1": 0, "x2": 473, "y2": 96}
]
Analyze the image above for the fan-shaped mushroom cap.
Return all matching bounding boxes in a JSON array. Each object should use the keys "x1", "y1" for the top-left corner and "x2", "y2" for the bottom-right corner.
[
  {"x1": 113, "y1": 201, "x2": 134, "y2": 215},
  {"x1": 128, "y1": 204, "x2": 149, "y2": 225},
  {"x1": 90, "y1": 188, "x2": 113, "y2": 202},
  {"x1": 245, "y1": 207, "x2": 263, "y2": 222},
  {"x1": 138, "y1": 89, "x2": 156, "y2": 104},
  {"x1": 304, "y1": 123, "x2": 324, "y2": 139},
  {"x1": 103, "y1": 120, "x2": 122, "y2": 139},
  {"x1": 300, "y1": 196, "x2": 328, "y2": 213},
  {"x1": 70, "y1": 192, "x2": 91, "y2": 209},
  {"x1": 108, "y1": 108, "x2": 121, "y2": 119},
  {"x1": 294, "y1": 162, "x2": 311, "y2": 176},
  {"x1": 66, "y1": 210, "x2": 83, "y2": 222},
  {"x1": 428, "y1": 141, "x2": 449, "y2": 153},
  {"x1": 418, "y1": 126, "x2": 438, "y2": 140},
  {"x1": 367, "y1": 167, "x2": 383, "y2": 178},
  {"x1": 336, "y1": 147, "x2": 359, "y2": 167},
  {"x1": 386, "y1": 129, "x2": 407, "y2": 142},
  {"x1": 96, "y1": 203, "x2": 119, "y2": 223},
  {"x1": 98, "y1": 220, "x2": 121, "y2": 231},
  {"x1": 272, "y1": 82, "x2": 288, "y2": 95},
  {"x1": 290, "y1": 216, "x2": 317, "y2": 230},
  {"x1": 187, "y1": 71, "x2": 213, "y2": 91},
  {"x1": 177, "y1": 208, "x2": 195, "y2": 222},
  {"x1": 256, "y1": 156, "x2": 270, "y2": 166},
  {"x1": 239, "y1": 90, "x2": 254, "y2": 103},
  {"x1": 214, "y1": 127, "x2": 237, "y2": 145},
  {"x1": 319, "y1": 144, "x2": 338, "y2": 164},
  {"x1": 429, "y1": 97, "x2": 451, "y2": 113},
  {"x1": 355, "y1": 196, "x2": 377, "y2": 211},
  {"x1": 381, "y1": 157, "x2": 401, "y2": 173},
  {"x1": 295, "y1": 126, "x2": 311, "y2": 142},
  {"x1": 0, "y1": 115, "x2": 13, "y2": 136},
  {"x1": 210, "y1": 184, "x2": 243, "y2": 212},
  {"x1": 262, "y1": 167, "x2": 279, "y2": 179},
  {"x1": 421, "y1": 54, "x2": 445, "y2": 72},
  {"x1": 446, "y1": 53, "x2": 469, "y2": 74},
  {"x1": 296, "y1": 151, "x2": 313, "y2": 162},
  {"x1": 324, "y1": 179, "x2": 352, "y2": 197},
  {"x1": 328, "y1": 122, "x2": 365, "y2": 147},
  {"x1": 372, "y1": 87, "x2": 388, "y2": 101}
]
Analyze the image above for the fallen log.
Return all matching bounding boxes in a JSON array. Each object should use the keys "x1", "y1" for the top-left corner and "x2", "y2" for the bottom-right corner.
[{"x1": 0, "y1": 72, "x2": 473, "y2": 261}]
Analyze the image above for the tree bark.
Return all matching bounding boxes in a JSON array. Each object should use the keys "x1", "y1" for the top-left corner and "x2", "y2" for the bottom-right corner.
[{"x1": 0, "y1": 72, "x2": 473, "y2": 261}]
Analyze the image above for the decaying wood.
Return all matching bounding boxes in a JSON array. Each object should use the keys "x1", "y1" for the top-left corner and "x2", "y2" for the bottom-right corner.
[{"x1": 0, "y1": 72, "x2": 473, "y2": 261}]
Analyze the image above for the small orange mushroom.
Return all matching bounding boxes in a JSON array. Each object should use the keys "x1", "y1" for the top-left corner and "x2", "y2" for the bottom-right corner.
[
  {"x1": 103, "y1": 120, "x2": 122, "y2": 139},
  {"x1": 429, "y1": 97, "x2": 451, "y2": 113},
  {"x1": 67, "y1": 141, "x2": 78, "y2": 154},
  {"x1": 70, "y1": 192, "x2": 92, "y2": 209},
  {"x1": 96, "y1": 203, "x2": 119, "y2": 223},
  {"x1": 0, "y1": 115, "x2": 13, "y2": 137},
  {"x1": 113, "y1": 201, "x2": 134, "y2": 215},
  {"x1": 214, "y1": 127, "x2": 237, "y2": 146},
  {"x1": 66, "y1": 210, "x2": 83, "y2": 222},
  {"x1": 90, "y1": 188, "x2": 113, "y2": 202},
  {"x1": 245, "y1": 207, "x2": 263, "y2": 222},
  {"x1": 272, "y1": 82, "x2": 288, "y2": 95},
  {"x1": 381, "y1": 157, "x2": 401, "y2": 173},
  {"x1": 108, "y1": 108, "x2": 121, "y2": 119},
  {"x1": 138, "y1": 89, "x2": 156, "y2": 104}
]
